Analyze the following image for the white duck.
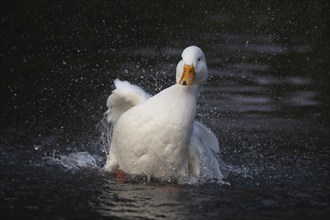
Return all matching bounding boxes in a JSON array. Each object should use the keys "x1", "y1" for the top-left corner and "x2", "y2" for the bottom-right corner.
[{"x1": 104, "y1": 46, "x2": 223, "y2": 183}]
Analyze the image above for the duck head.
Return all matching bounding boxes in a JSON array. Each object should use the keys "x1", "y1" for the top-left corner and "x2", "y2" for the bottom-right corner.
[{"x1": 176, "y1": 46, "x2": 208, "y2": 89}]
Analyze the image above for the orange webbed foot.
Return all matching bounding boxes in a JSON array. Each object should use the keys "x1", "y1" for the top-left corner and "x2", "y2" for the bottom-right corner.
[{"x1": 116, "y1": 169, "x2": 127, "y2": 182}]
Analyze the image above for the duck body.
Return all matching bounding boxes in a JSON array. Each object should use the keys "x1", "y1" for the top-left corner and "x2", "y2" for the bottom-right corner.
[
  {"x1": 104, "y1": 46, "x2": 223, "y2": 183},
  {"x1": 105, "y1": 84, "x2": 198, "y2": 180}
]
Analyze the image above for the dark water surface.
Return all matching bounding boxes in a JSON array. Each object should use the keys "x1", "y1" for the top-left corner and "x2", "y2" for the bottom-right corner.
[{"x1": 1, "y1": 1, "x2": 329, "y2": 219}]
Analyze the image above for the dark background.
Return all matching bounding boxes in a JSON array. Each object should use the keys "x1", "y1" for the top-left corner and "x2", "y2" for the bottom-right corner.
[{"x1": 1, "y1": 0, "x2": 329, "y2": 219}]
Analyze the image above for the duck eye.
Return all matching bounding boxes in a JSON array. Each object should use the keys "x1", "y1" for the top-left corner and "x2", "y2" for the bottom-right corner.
[{"x1": 198, "y1": 58, "x2": 201, "y2": 61}]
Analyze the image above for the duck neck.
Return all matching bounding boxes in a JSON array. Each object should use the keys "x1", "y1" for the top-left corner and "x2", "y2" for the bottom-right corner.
[{"x1": 170, "y1": 84, "x2": 198, "y2": 128}]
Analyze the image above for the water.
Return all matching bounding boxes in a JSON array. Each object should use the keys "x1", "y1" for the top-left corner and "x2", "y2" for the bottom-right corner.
[{"x1": 1, "y1": 0, "x2": 329, "y2": 219}]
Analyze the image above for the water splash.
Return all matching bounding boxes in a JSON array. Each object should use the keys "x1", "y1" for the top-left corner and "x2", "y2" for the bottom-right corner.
[
  {"x1": 42, "y1": 116, "x2": 113, "y2": 172},
  {"x1": 44, "y1": 151, "x2": 103, "y2": 171},
  {"x1": 97, "y1": 114, "x2": 114, "y2": 158},
  {"x1": 221, "y1": 164, "x2": 251, "y2": 179}
]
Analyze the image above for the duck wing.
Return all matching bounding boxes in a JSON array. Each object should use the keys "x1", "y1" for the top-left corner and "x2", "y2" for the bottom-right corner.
[
  {"x1": 188, "y1": 121, "x2": 223, "y2": 180},
  {"x1": 105, "y1": 79, "x2": 150, "y2": 125}
]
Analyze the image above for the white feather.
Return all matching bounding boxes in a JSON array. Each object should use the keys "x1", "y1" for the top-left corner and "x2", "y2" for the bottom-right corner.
[{"x1": 105, "y1": 79, "x2": 150, "y2": 125}]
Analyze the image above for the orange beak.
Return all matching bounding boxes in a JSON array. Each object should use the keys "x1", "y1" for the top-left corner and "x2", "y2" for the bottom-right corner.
[{"x1": 179, "y1": 64, "x2": 195, "y2": 86}]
